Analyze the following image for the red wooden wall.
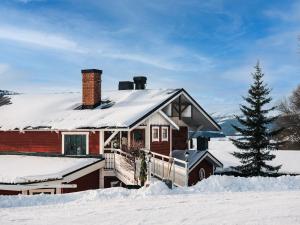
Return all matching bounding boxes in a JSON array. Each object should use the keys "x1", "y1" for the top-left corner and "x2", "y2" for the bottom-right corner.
[
  {"x1": 62, "y1": 169, "x2": 100, "y2": 194},
  {"x1": 172, "y1": 126, "x2": 188, "y2": 150},
  {"x1": 188, "y1": 159, "x2": 214, "y2": 186},
  {"x1": 0, "y1": 131, "x2": 100, "y2": 155},
  {"x1": 0, "y1": 131, "x2": 62, "y2": 153},
  {"x1": 150, "y1": 125, "x2": 171, "y2": 156},
  {"x1": 89, "y1": 131, "x2": 100, "y2": 155}
]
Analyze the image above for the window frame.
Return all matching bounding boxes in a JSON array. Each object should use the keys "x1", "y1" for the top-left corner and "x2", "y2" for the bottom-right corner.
[
  {"x1": 62, "y1": 132, "x2": 89, "y2": 155},
  {"x1": 29, "y1": 189, "x2": 55, "y2": 195},
  {"x1": 151, "y1": 126, "x2": 160, "y2": 142},
  {"x1": 161, "y1": 126, "x2": 169, "y2": 142},
  {"x1": 199, "y1": 168, "x2": 206, "y2": 181}
]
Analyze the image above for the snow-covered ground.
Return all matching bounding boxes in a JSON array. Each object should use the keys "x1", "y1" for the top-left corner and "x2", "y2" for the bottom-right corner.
[
  {"x1": 209, "y1": 138, "x2": 300, "y2": 174},
  {"x1": 1, "y1": 176, "x2": 300, "y2": 225}
]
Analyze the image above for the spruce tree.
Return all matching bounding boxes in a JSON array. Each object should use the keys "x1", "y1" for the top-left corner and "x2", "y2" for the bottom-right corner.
[{"x1": 231, "y1": 62, "x2": 282, "y2": 176}]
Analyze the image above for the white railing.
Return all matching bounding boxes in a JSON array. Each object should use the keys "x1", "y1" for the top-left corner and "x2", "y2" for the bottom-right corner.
[
  {"x1": 104, "y1": 149, "x2": 136, "y2": 185},
  {"x1": 146, "y1": 150, "x2": 188, "y2": 187},
  {"x1": 104, "y1": 148, "x2": 189, "y2": 187}
]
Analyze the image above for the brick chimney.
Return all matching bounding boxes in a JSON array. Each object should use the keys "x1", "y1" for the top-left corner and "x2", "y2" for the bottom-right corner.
[{"x1": 81, "y1": 69, "x2": 102, "y2": 109}]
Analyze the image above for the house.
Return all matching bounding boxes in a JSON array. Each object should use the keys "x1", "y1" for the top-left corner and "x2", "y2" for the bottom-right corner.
[{"x1": 0, "y1": 69, "x2": 222, "y2": 195}]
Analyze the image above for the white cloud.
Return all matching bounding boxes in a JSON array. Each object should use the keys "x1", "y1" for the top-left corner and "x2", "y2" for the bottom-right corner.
[
  {"x1": 264, "y1": 2, "x2": 300, "y2": 22},
  {"x1": 0, "y1": 25, "x2": 85, "y2": 53},
  {"x1": 0, "y1": 64, "x2": 10, "y2": 76}
]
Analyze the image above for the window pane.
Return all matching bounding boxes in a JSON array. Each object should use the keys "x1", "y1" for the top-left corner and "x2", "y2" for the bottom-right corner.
[
  {"x1": 153, "y1": 129, "x2": 158, "y2": 138},
  {"x1": 64, "y1": 135, "x2": 86, "y2": 155}
]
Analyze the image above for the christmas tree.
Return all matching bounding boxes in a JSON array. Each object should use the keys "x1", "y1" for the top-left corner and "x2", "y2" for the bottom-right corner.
[{"x1": 231, "y1": 62, "x2": 282, "y2": 176}]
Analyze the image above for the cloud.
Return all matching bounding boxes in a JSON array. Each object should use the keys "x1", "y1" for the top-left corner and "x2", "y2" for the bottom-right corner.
[
  {"x1": 14, "y1": 0, "x2": 44, "y2": 3},
  {"x1": 264, "y1": 2, "x2": 300, "y2": 22},
  {"x1": 0, "y1": 64, "x2": 9, "y2": 76},
  {"x1": 0, "y1": 25, "x2": 85, "y2": 53}
]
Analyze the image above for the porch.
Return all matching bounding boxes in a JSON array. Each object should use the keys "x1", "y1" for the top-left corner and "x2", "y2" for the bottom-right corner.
[{"x1": 103, "y1": 148, "x2": 189, "y2": 187}]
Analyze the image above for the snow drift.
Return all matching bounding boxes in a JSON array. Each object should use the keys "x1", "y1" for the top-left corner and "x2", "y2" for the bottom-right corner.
[{"x1": 1, "y1": 175, "x2": 300, "y2": 208}]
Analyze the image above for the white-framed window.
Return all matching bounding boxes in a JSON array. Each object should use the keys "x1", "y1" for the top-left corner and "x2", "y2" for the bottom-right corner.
[
  {"x1": 29, "y1": 189, "x2": 55, "y2": 195},
  {"x1": 199, "y1": 168, "x2": 206, "y2": 181},
  {"x1": 62, "y1": 132, "x2": 89, "y2": 155},
  {"x1": 151, "y1": 126, "x2": 160, "y2": 142},
  {"x1": 161, "y1": 126, "x2": 169, "y2": 141}
]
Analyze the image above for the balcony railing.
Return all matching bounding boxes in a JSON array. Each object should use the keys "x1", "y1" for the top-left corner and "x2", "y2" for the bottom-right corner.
[{"x1": 103, "y1": 148, "x2": 189, "y2": 187}]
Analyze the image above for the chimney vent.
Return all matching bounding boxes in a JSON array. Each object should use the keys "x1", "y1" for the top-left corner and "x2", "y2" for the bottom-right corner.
[
  {"x1": 81, "y1": 69, "x2": 102, "y2": 109},
  {"x1": 119, "y1": 81, "x2": 134, "y2": 90},
  {"x1": 133, "y1": 76, "x2": 147, "y2": 90}
]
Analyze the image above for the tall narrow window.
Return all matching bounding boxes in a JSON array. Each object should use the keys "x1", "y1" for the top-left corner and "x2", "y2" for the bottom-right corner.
[
  {"x1": 199, "y1": 168, "x2": 206, "y2": 181},
  {"x1": 152, "y1": 126, "x2": 160, "y2": 142},
  {"x1": 161, "y1": 127, "x2": 169, "y2": 141},
  {"x1": 64, "y1": 134, "x2": 87, "y2": 155}
]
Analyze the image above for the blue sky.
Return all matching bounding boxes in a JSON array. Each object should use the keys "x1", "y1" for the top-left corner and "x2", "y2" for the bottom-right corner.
[{"x1": 0, "y1": 0, "x2": 299, "y2": 115}]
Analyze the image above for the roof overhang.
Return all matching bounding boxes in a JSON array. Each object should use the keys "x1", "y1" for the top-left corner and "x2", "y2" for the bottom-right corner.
[
  {"x1": 189, "y1": 151, "x2": 223, "y2": 172},
  {"x1": 129, "y1": 89, "x2": 221, "y2": 132}
]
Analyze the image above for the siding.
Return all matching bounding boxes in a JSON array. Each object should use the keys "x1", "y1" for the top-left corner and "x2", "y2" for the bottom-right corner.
[
  {"x1": 188, "y1": 158, "x2": 214, "y2": 186},
  {"x1": 172, "y1": 126, "x2": 188, "y2": 150},
  {"x1": 0, "y1": 131, "x2": 100, "y2": 155},
  {"x1": 0, "y1": 131, "x2": 61, "y2": 153},
  {"x1": 89, "y1": 131, "x2": 100, "y2": 155},
  {"x1": 150, "y1": 125, "x2": 170, "y2": 156},
  {"x1": 0, "y1": 190, "x2": 20, "y2": 195},
  {"x1": 62, "y1": 169, "x2": 100, "y2": 193}
]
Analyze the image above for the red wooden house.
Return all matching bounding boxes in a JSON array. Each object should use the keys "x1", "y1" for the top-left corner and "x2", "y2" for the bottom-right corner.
[{"x1": 0, "y1": 69, "x2": 222, "y2": 195}]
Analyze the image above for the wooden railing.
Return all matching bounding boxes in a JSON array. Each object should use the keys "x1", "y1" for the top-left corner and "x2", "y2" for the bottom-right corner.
[
  {"x1": 103, "y1": 148, "x2": 189, "y2": 187},
  {"x1": 104, "y1": 149, "x2": 136, "y2": 185},
  {"x1": 145, "y1": 150, "x2": 188, "y2": 187}
]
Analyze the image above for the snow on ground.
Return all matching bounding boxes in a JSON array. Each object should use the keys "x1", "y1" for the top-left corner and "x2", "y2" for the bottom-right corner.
[
  {"x1": 1, "y1": 176, "x2": 300, "y2": 225},
  {"x1": 0, "y1": 155, "x2": 99, "y2": 183},
  {"x1": 209, "y1": 138, "x2": 300, "y2": 174}
]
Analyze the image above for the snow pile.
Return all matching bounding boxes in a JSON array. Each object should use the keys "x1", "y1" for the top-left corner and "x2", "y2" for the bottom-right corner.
[
  {"x1": 0, "y1": 155, "x2": 100, "y2": 183},
  {"x1": 1, "y1": 175, "x2": 300, "y2": 208},
  {"x1": 209, "y1": 138, "x2": 300, "y2": 174},
  {"x1": 188, "y1": 175, "x2": 300, "y2": 193}
]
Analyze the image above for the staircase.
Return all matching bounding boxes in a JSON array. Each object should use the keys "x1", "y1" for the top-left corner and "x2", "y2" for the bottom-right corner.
[{"x1": 104, "y1": 149, "x2": 189, "y2": 187}]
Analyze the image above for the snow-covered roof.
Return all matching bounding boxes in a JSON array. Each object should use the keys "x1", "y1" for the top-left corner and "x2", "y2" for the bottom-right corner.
[
  {"x1": 209, "y1": 138, "x2": 300, "y2": 174},
  {"x1": 0, "y1": 89, "x2": 180, "y2": 130},
  {"x1": 0, "y1": 155, "x2": 101, "y2": 184},
  {"x1": 172, "y1": 149, "x2": 222, "y2": 169}
]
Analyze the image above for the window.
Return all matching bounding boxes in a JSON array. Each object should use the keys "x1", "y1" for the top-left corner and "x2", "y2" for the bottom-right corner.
[
  {"x1": 161, "y1": 127, "x2": 169, "y2": 141},
  {"x1": 152, "y1": 126, "x2": 160, "y2": 142},
  {"x1": 29, "y1": 189, "x2": 55, "y2": 195},
  {"x1": 199, "y1": 168, "x2": 206, "y2": 181},
  {"x1": 64, "y1": 134, "x2": 87, "y2": 155},
  {"x1": 133, "y1": 129, "x2": 143, "y2": 142}
]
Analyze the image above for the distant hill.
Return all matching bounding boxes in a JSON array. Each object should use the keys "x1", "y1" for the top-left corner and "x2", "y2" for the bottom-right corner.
[
  {"x1": 0, "y1": 90, "x2": 18, "y2": 96},
  {"x1": 214, "y1": 114, "x2": 276, "y2": 136}
]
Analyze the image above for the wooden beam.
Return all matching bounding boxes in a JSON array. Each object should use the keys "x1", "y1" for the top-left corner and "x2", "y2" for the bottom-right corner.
[
  {"x1": 104, "y1": 130, "x2": 119, "y2": 146},
  {"x1": 178, "y1": 95, "x2": 182, "y2": 120}
]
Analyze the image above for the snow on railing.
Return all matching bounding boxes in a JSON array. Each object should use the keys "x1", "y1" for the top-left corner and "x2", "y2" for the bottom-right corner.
[
  {"x1": 145, "y1": 150, "x2": 188, "y2": 187},
  {"x1": 104, "y1": 149, "x2": 136, "y2": 185},
  {"x1": 104, "y1": 148, "x2": 189, "y2": 187}
]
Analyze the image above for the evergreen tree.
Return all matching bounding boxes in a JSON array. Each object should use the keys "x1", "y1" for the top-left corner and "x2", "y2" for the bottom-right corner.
[
  {"x1": 139, "y1": 151, "x2": 148, "y2": 186},
  {"x1": 231, "y1": 62, "x2": 282, "y2": 176}
]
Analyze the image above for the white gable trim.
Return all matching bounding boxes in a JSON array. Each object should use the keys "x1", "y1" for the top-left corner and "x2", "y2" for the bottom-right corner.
[
  {"x1": 129, "y1": 90, "x2": 220, "y2": 132},
  {"x1": 129, "y1": 91, "x2": 182, "y2": 131},
  {"x1": 189, "y1": 152, "x2": 223, "y2": 172},
  {"x1": 158, "y1": 110, "x2": 179, "y2": 130},
  {"x1": 181, "y1": 92, "x2": 220, "y2": 131}
]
